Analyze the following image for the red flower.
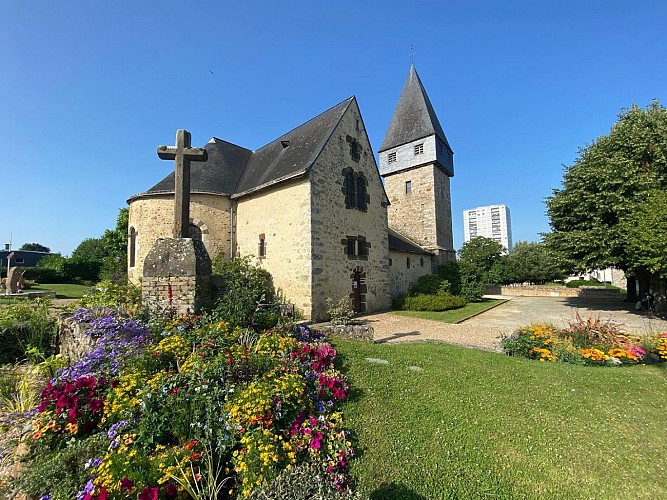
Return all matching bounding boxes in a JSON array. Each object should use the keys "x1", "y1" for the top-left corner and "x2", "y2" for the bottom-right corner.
[
  {"x1": 139, "y1": 487, "x2": 159, "y2": 500},
  {"x1": 120, "y1": 477, "x2": 135, "y2": 492},
  {"x1": 183, "y1": 440, "x2": 199, "y2": 451},
  {"x1": 88, "y1": 398, "x2": 104, "y2": 414},
  {"x1": 165, "y1": 483, "x2": 178, "y2": 498},
  {"x1": 169, "y1": 386, "x2": 180, "y2": 395},
  {"x1": 98, "y1": 489, "x2": 108, "y2": 500},
  {"x1": 191, "y1": 451, "x2": 201, "y2": 461}
]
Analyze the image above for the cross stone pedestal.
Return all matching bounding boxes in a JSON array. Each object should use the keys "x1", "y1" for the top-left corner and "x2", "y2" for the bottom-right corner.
[{"x1": 142, "y1": 238, "x2": 212, "y2": 316}]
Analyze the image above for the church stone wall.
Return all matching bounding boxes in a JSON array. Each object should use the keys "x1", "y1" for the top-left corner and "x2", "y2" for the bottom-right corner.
[
  {"x1": 388, "y1": 251, "x2": 433, "y2": 298},
  {"x1": 127, "y1": 193, "x2": 231, "y2": 284},
  {"x1": 309, "y1": 101, "x2": 391, "y2": 321},
  {"x1": 383, "y1": 164, "x2": 453, "y2": 254},
  {"x1": 235, "y1": 178, "x2": 313, "y2": 318}
]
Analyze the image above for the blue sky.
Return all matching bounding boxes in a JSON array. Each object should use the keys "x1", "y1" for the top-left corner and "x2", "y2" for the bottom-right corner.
[{"x1": 1, "y1": 0, "x2": 665, "y2": 255}]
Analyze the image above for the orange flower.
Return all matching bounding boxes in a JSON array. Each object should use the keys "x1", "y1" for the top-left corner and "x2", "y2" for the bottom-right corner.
[{"x1": 184, "y1": 440, "x2": 200, "y2": 451}]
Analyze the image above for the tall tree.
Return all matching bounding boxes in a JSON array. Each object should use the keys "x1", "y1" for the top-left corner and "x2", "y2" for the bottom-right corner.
[
  {"x1": 100, "y1": 207, "x2": 129, "y2": 282},
  {"x1": 458, "y1": 237, "x2": 503, "y2": 301},
  {"x1": 498, "y1": 241, "x2": 565, "y2": 285},
  {"x1": 19, "y1": 243, "x2": 51, "y2": 253},
  {"x1": 545, "y1": 100, "x2": 667, "y2": 301},
  {"x1": 622, "y1": 189, "x2": 667, "y2": 278}
]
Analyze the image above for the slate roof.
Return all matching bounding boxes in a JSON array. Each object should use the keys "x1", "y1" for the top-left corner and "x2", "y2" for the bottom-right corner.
[
  {"x1": 130, "y1": 97, "x2": 355, "y2": 202},
  {"x1": 233, "y1": 97, "x2": 353, "y2": 197},
  {"x1": 132, "y1": 139, "x2": 252, "y2": 199},
  {"x1": 379, "y1": 65, "x2": 451, "y2": 153},
  {"x1": 388, "y1": 228, "x2": 432, "y2": 255}
]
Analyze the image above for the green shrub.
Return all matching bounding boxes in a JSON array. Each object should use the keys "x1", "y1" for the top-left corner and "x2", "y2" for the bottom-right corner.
[
  {"x1": 8, "y1": 435, "x2": 107, "y2": 500},
  {"x1": 212, "y1": 255, "x2": 274, "y2": 327},
  {"x1": 0, "y1": 298, "x2": 56, "y2": 363},
  {"x1": 409, "y1": 274, "x2": 444, "y2": 295},
  {"x1": 401, "y1": 292, "x2": 466, "y2": 312},
  {"x1": 460, "y1": 277, "x2": 485, "y2": 302},
  {"x1": 22, "y1": 267, "x2": 67, "y2": 284},
  {"x1": 80, "y1": 280, "x2": 142, "y2": 315},
  {"x1": 436, "y1": 261, "x2": 462, "y2": 295}
]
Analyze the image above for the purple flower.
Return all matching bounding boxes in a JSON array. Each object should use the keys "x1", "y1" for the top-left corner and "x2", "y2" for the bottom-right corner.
[
  {"x1": 54, "y1": 312, "x2": 151, "y2": 383},
  {"x1": 75, "y1": 479, "x2": 95, "y2": 500}
]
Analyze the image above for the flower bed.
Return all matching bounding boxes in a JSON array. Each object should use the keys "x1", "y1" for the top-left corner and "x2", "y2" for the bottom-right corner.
[
  {"x1": 10, "y1": 310, "x2": 355, "y2": 499},
  {"x1": 502, "y1": 314, "x2": 667, "y2": 366}
]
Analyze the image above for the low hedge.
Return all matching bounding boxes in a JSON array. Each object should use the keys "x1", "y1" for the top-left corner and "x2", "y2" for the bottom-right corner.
[
  {"x1": 395, "y1": 292, "x2": 466, "y2": 312},
  {"x1": 21, "y1": 267, "x2": 67, "y2": 284}
]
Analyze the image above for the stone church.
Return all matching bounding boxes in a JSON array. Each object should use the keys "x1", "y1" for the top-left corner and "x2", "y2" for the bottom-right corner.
[{"x1": 127, "y1": 66, "x2": 455, "y2": 320}]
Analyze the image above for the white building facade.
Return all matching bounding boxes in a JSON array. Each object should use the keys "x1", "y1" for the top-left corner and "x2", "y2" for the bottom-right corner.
[{"x1": 463, "y1": 204, "x2": 512, "y2": 252}]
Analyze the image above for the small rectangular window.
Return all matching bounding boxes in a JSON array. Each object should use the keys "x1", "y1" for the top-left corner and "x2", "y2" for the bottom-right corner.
[
  {"x1": 388, "y1": 152, "x2": 397, "y2": 163},
  {"x1": 15, "y1": 258, "x2": 24, "y2": 264},
  {"x1": 347, "y1": 237, "x2": 357, "y2": 257},
  {"x1": 405, "y1": 180, "x2": 412, "y2": 194},
  {"x1": 414, "y1": 143, "x2": 424, "y2": 155},
  {"x1": 258, "y1": 234, "x2": 266, "y2": 258},
  {"x1": 407, "y1": 257, "x2": 411, "y2": 269}
]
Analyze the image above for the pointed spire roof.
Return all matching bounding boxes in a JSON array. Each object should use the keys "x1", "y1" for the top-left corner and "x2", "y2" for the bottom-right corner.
[{"x1": 379, "y1": 65, "x2": 451, "y2": 153}]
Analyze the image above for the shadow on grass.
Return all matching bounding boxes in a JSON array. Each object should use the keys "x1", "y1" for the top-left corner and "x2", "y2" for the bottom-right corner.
[
  {"x1": 369, "y1": 483, "x2": 427, "y2": 500},
  {"x1": 374, "y1": 331, "x2": 421, "y2": 344}
]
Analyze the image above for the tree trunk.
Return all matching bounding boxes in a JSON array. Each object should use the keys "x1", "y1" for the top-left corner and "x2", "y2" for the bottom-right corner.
[
  {"x1": 637, "y1": 268, "x2": 651, "y2": 298},
  {"x1": 625, "y1": 275, "x2": 637, "y2": 302}
]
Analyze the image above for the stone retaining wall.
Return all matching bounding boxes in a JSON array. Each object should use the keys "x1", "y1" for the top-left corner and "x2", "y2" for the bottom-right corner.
[
  {"x1": 57, "y1": 314, "x2": 94, "y2": 363},
  {"x1": 497, "y1": 285, "x2": 623, "y2": 300},
  {"x1": 310, "y1": 323, "x2": 374, "y2": 341}
]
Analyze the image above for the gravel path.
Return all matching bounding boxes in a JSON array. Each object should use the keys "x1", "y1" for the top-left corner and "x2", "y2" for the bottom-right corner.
[
  {"x1": 361, "y1": 296, "x2": 667, "y2": 352},
  {"x1": 362, "y1": 312, "x2": 506, "y2": 352}
]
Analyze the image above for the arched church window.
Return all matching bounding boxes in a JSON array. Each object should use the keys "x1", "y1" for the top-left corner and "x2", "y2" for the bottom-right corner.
[
  {"x1": 188, "y1": 224, "x2": 202, "y2": 240},
  {"x1": 129, "y1": 227, "x2": 137, "y2": 268}
]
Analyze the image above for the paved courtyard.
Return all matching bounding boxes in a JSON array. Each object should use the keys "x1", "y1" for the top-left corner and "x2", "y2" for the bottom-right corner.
[{"x1": 363, "y1": 296, "x2": 667, "y2": 352}]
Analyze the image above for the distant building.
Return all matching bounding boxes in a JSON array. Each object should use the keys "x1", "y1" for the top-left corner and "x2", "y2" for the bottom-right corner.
[
  {"x1": 0, "y1": 250, "x2": 51, "y2": 269},
  {"x1": 463, "y1": 204, "x2": 512, "y2": 252}
]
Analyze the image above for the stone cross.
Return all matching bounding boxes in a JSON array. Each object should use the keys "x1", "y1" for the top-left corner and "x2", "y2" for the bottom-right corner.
[{"x1": 157, "y1": 130, "x2": 208, "y2": 238}]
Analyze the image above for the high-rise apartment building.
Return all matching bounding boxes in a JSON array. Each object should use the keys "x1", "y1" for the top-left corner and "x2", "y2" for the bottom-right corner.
[{"x1": 463, "y1": 204, "x2": 512, "y2": 252}]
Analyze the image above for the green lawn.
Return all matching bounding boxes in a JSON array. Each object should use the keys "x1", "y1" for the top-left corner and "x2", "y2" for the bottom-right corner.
[
  {"x1": 29, "y1": 283, "x2": 89, "y2": 299},
  {"x1": 392, "y1": 298, "x2": 506, "y2": 323},
  {"x1": 335, "y1": 340, "x2": 666, "y2": 499}
]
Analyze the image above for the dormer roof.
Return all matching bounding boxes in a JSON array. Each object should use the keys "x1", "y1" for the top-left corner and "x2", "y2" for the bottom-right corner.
[{"x1": 379, "y1": 65, "x2": 451, "y2": 153}]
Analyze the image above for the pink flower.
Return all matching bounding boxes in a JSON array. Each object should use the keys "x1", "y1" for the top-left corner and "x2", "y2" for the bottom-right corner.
[
  {"x1": 629, "y1": 346, "x2": 646, "y2": 358},
  {"x1": 309, "y1": 431, "x2": 323, "y2": 449},
  {"x1": 120, "y1": 478, "x2": 134, "y2": 492},
  {"x1": 139, "y1": 487, "x2": 159, "y2": 500},
  {"x1": 98, "y1": 489, "x2": 108, "y2": 500}
]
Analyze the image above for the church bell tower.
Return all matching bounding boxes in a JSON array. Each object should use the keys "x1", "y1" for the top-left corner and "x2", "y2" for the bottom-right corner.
[{"x1": 379, "y1": 65, "x2": 455, "y2": 263}]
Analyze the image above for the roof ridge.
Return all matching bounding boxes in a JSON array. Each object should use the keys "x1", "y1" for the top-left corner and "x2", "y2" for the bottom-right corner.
[
  {"x1": 208, "y1": 137, "x2": 253, "y2": 152},
  {"x1": 252, "y1": 96, "x2": 355, "y2": 154},
  {"x1": 232, "y1": 97, "x2": 355, "y2": 197}
]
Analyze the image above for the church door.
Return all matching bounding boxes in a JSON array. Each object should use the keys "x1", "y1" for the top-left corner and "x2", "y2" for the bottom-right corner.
[{"x1": 350, "y1": 267, "x2": 367, "y2": 313}]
